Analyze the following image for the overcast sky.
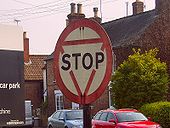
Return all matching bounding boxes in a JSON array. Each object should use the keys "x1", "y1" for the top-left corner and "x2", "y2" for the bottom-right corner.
[{"x1": 0, "y1": 0, "x2": 155, "y2": 55}]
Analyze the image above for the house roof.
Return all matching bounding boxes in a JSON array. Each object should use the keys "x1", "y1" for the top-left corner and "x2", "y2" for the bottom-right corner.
[
  {"x1": 24, "y1": 55, "x2": 47, "y2": 81},
  {"x1": 47, "y1": 9, "x2": 158, "y2": 59},
  {"x1": 102, "y1": 10, "x2": 157, "y2": 47}
]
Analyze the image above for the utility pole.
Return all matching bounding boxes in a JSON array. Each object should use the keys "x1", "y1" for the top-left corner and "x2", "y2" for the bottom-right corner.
[
  {"x1": 100, "y1": 0, "x2": 102, "y2": 21},
  {"x1": 125, "y1": 1, "x2": 129, "y2": 16}
]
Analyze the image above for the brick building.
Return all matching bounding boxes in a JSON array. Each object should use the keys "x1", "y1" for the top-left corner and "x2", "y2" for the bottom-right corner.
[
  {"x1": 102, "y1": 0, "x2": 170, "y2": 99},
  {"x1": 23, "y1": 32, "x2": 48, "y2": 117},
  {"x1": 45, "y1": 0, "x2": 170, "y2": 118}
]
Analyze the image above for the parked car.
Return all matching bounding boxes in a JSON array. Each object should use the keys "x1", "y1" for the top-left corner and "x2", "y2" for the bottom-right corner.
[
  {"x1": 48, "y1": 109, "x2": 83, "y2": 128},
  {"x1": 92, "y1": 108, "x2": 162, "y2": 128}
]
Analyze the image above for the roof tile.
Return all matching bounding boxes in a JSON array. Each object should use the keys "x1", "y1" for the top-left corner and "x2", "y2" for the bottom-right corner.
[{"x1": 24, "y1": 55, "x2": 47, "y2": 80}]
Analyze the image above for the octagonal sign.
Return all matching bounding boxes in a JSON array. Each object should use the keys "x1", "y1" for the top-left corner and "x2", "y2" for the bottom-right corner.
[{"x1": 53, "y1": 19, "x2": 113, "y2": 105}]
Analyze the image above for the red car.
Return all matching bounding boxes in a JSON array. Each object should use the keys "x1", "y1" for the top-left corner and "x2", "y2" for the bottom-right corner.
[{"x1": 92, "y1": 108, "x2": 162, "y2": 128}]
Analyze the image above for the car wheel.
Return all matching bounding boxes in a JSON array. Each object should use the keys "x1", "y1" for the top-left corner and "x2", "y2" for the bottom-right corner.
[
  {"x1": 64, "y1": 126, "x2": 68, "y2": 128},
  {"x1": 48, "y1": 125, "x2": 53, "y2": 128}
]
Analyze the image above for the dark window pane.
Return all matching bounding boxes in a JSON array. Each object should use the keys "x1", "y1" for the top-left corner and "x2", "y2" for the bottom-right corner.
[
  {"x1": 107, "y1": 112, "x2": 116, "y2": 121},
  {"x1": 53, "y1": 112, "x2": 60, "y2": 119},
  {"x1": 93, "y1": 112, "x2": 102, "y2": 120},
  {"x1": 116, "y1": 112, "x2": 147, "y2": 123},
  {"x1": 66, "y1": 110, "x2": 83, "y2": 120},
  {"x1": 59, "y1": 112, "x2": 64, "y2": 119},
  {"x1": 99, "y1": 112, "x2": 108, "y2": 121}
]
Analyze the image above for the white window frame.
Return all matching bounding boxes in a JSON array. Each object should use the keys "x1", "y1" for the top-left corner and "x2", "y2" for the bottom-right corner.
[
  {"x1": 54, "y1": 90, "x2": 64, "y2": 110},
  {"x1": 72, "y1": 102, "x2": 79, "y2": 109}
]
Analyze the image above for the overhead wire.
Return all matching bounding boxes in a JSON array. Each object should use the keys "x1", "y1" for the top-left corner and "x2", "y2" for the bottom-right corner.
[
  {"x1": 0, "y1": 0, "x2": 89, "y2": 16},
  {"x1": 0, "y1": 0, "x2": 70, "y2": 16},
  {"x1": 0, "y1": 0, "x2": 118, "y2": 23},
  {"x1": 1, "y1": 0, "x2": 116, "y2": 23},
  {"x1": 11, "y1": 0, "x2": 34, "y2": 6},
  {"x1": 0, "y1": 0, "x2": 73, "y2": 22},
  {"x1": 0, "y1": 0, "x2": 70, "y2": 15},
  {"x1": 84, "y1": 0, "x2": 119, "y2": 18},
  {"x1": 0, "y1": 0, "x2": 80, "y2": 22}
]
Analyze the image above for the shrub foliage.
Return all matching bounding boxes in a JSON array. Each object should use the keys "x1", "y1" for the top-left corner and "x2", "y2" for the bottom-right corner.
[
  {"x1": 111, "y1": 48, "x2": 169, "y2": 108},
  {"x1": 140, "y1": 102, "x2": 170, "y2": 128}
]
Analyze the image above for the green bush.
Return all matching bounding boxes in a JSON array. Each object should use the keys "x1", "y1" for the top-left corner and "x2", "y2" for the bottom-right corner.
[
  {"x1": 111, "y1": 48, "x2": 169, "y2": 109},
  {"x1": 140, "y1": 102, "x2": 170, "y2": 128}
]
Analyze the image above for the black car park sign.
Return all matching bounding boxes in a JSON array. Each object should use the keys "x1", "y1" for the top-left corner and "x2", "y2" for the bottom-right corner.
[{"x1": 0, "y1": 25, "x2": 25, "y2": 127}]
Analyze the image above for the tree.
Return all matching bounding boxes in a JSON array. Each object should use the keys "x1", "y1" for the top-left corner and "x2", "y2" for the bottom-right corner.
[{"x1": 111, "y1": 48, "x2": 169, "y2": 109}]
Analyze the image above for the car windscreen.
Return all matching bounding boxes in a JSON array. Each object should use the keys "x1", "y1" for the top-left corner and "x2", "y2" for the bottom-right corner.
[
  {"x1": 116, "y1": 112, "x2": 148, "y2": 123},
  {"x1": 66, "y1": 111, "x2": 83, "y2": 120}
]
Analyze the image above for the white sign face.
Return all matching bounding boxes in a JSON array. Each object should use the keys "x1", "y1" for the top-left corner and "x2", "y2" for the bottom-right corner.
[
  {"x1": 54, "y1": 19, "x2": 113, "y2": 104},
  {"x1": 59, "y1": 27, "x2": 106, "y2": 96},
  {"x1": 0, "y1": 24, "x2": 23, "y2": 51}
]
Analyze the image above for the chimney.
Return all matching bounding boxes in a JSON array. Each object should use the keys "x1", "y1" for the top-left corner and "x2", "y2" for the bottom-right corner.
[
  {"x1": 67, "y1": 3, "x2": 85, "y2": 25},
  {"x1": 93, "y1": 7, "x2": 98, "y2": 18},
  {"x1": 156, "y1": 0, "x2": 170, "y2": 14},
  {"x1": 77, "y1": 3, "x2": 82, "y2": 14},
  {"x1": 89, "y1": 7, "x2": 102, "y2": 24},
  {"x1": 132, "y1": 0, "x2": 144, "y2": 15},
  {"x1": 70, "y1": 3, "x2": 76, "y2": 14},
  {"x1": 23, "y1": 32, "x2": 30, "y2": 63}
]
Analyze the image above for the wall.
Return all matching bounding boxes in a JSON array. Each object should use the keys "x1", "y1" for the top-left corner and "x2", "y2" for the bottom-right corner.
[
  {"x1": 137, "y1": 10, "x2": 170, "y2": 100},
  {"x1": 24, "y1": 80, "x2": 43, "y2": 116},
  {"x1": 46, "y1": 59, "x2": 58, "y2": 116},
  {"x1": 91, "y1": 88, "x2": 109, "y2": 116}
]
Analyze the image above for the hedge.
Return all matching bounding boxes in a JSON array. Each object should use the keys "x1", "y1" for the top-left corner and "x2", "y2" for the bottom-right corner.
[{"x1": 140, "y1": 102, "x2": 170, "y2": 128}]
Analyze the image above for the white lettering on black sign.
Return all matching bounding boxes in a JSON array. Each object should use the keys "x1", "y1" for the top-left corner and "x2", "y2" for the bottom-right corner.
[
  {"x1": 0, "y1": 108, "x2": 11, "y2": 115},
  {"x1": 7, "y1": 120, "x2": 24, "y2": 125},
  {"x1": 0, "y1": 82, "x2": 20, "y2": 90}
]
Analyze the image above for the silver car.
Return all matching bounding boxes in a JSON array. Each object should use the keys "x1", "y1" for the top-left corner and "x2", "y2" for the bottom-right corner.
[{"x1": 48, "y1": 109, "x2": 83, "y2": 128}]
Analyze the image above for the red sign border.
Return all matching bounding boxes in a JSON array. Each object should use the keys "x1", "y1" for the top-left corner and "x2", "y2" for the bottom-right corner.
[{"x1": 53, "y1": 18, "x2": 113, "y2": 104}]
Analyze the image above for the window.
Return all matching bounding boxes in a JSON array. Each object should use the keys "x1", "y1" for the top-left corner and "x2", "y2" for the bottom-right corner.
[
  {"x1": 59, "y1": 112, "x2": 64, "y2": 120},
  {"x1": 54, "y1": 90, "x2": 64, "y2": 110},
  {"x1": 99, "y1": 112, "x2": 108, "y2": 121},
  {"x1": 116, "y1": 112, "x2": 147, "y2": 123},
  {"x1": 66, "y1": 110, "x2": 83, "y2": 120},
  {"x1": 72, "y1": 102, "x2": 79, "y2": 109},
  {"x1": 107, "y1": 112, "x2": 116, "y2": 121},
  {"x1": 93, "y1": 112, "x2": 102, "y2": 120},
  {"x1": 52, "y1": 111, "x2": 61, "y2": 119}
]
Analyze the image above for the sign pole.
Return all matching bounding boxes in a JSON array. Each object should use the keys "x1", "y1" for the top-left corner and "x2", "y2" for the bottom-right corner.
[{"x1": 83, "y1": 104, "x2": 91, "y2": 128}]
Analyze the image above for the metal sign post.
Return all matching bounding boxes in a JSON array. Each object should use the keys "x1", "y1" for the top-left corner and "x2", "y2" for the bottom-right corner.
[{"x1": 83, "y1": 104, "x2": 91, "y2": 128}]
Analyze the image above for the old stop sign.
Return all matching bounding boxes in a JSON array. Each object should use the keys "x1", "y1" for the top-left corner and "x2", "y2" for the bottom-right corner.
[{"x1": 53, "y1": 19, "x2": 113, "y2": 105}]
